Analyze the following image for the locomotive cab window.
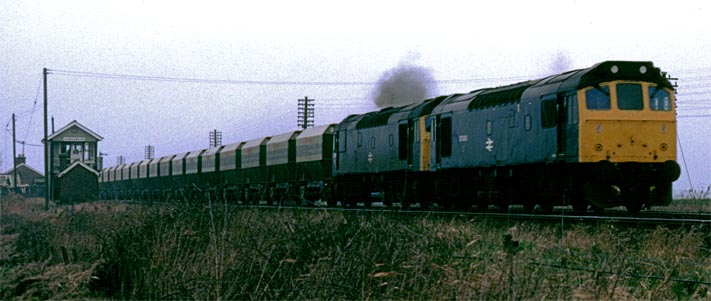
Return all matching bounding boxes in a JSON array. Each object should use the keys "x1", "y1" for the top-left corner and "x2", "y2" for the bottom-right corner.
[
  {"x1": 566, "y1": 95, "x2": 578, "y2": 124},
  {"x1": 585, "y1": 86, "x2": 610, "y2": 110},
  {"x1": 649, "y1": 86, "x2": 672, "y2": 111},
  {"x1": 617, "y1": 83, "x2": 643, "y2": 110}
]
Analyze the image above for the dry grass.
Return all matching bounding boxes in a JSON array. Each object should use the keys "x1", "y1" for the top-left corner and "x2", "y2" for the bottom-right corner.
[
  {"x1": 1, "y1": 194, "x2": 710, "y2": 300},
  {"x1": 669, "y1": 186, "x2": 711, "y2": 213}
]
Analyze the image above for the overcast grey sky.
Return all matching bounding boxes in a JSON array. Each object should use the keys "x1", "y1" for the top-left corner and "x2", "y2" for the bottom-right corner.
[{"x1": 1, "y1": 0, "x2": 709, "y2": 193}]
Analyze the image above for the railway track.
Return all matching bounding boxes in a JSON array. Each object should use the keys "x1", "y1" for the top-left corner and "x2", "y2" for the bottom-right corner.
[{"x1": 103, "y1": 199, "x2": 711, "y2": 228}]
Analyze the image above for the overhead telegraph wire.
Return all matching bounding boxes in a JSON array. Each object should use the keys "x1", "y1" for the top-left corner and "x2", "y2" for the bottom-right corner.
[{"x1": 47, "y1": 69, "x2": 540, "y2": 87}]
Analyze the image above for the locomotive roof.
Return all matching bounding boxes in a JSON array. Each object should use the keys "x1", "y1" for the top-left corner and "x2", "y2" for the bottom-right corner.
[
  {"x1": 558, "y1": 61, "x2": 674, "y2": 90},
  {"x1": 467, "y1": 80, "x2": 536, "y2": 110},
  {"x1": 407, "y1": 95, "x2": 450, "y2": 118},
  {"x1": 355, "y1": 106, "x2": 400, "y2": 129},
  {"x1": 337, "y1": 61, "x2": 672, "y2": 126}
]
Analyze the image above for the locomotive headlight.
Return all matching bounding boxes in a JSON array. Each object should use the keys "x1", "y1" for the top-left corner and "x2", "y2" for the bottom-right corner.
[
  {"x1": 611, "y1": 65, "x2": 619, "y2": 74},
  {"x1": 639, "y1": 66, "x2": 647, "y2": 74},
  {"x1": 660, "y1": 143, "x2": 668, "y2": 151}
]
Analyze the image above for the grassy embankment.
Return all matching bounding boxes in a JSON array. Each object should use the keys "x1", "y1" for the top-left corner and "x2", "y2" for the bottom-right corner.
[{"x1": 1, "y1": 194, "x2": 709, "y2": 300}]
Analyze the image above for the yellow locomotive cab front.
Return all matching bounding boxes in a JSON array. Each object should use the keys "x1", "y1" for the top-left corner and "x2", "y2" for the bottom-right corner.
[
  {"x1": 576, "y1": 72, "x2": 681, "y2": 211},
  {"x1": 578, "y1": 81, "x2": 677, "y2": 164}
]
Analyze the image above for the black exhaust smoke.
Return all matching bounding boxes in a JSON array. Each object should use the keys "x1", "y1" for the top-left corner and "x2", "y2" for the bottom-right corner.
[{"x1": 371, "y1": 62, "x2": 437, "y2": 108}]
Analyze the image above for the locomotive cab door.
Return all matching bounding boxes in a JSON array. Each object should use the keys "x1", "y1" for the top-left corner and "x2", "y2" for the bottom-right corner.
[
  {"x1": 556, "y1": 93, "x2": 567, "y2": 158},
  {"x1": 564, "y1": 93, "x2": 579, "y2": 159},
  {"x1": 335, "y1": 129, "x2": 347, "y2": 171},
  {"x1": 407, "y1": 117, "x2": 432, "y2": 172},
  {"x1": 541, "y1": 91, "x2": 577, "y2": 161},
  {"x1": 397, "y1": 121, "x2": 414, "y2": 166},
  {"x1": 540, "y1": 93, "x2": 566, "y2": 160},
  {"x1": 418, "y1": 116, "x2": 431, "y2": 171}
]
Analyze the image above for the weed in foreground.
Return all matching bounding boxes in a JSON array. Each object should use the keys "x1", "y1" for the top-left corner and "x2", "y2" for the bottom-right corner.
[{"x1": 2, "y1": 196, "x2": 710, "y2": 300}]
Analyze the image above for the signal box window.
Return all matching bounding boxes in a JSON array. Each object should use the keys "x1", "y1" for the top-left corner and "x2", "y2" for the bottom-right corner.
[
  {"x1": 649, "y1": 87, "x2": 672, "y2": 111},
  {"x1": 585, "y1": 86, "x2": 610, "y2": 110},
  {"x1": 617, "y1": 83, "x2": 643, "y2": 110}
]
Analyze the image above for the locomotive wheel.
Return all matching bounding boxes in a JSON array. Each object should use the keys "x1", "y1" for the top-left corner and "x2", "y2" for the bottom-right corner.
[
  {"x1": 625, "y1": 185, "x2": 648, "y2": 214},
  {"x1": 437, "y1": 198, "x2": 454, "y2": 210},
  {"x1": 383, "y1": 193, "x2": 393, "y2": 207},
  {"x1": 571, "y1": 199, "x2": 588, "y2": 214},
  {"x1": 364, "y1": 199, "x2": 372, "y2": 208},
  {"x1": 590, "y1": 205, "x2": 605, "y2": 214},
  {"x1": 523, "y1": 202, "x2": 535, "y2": 212},
  {"x1": 625, "y1": 201, "x2": 643, "y2": 214},
  {"x1": 453, "y1": 198, "x2": 472, "y2": 211},
  {"x1": 539, "y1": 200, "x2": 554, "y2": 214},
  {"x1": 327, "y1": 198, "x2": 337, "y2": 207},
  {"x1": 475, "y1": 199, "x2": 488, "y2": 212}
]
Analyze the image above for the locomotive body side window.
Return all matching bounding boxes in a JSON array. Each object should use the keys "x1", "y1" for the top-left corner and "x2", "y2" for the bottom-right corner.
[
  {"x1": 585, "y1": 86, "x2": 610, "y2": 110},
  {"x1": 649, "y1": 86, "x2": 672, "y2": 111},
  {"x1": 524, "y1": 114, "x2": 532, "y2": 131},
  {"x1": 617, "y1": 83, "x2": 643, "y2": 110},
  {"x1": 540, "y1": 100, "x2": 556, "y2": 128}
]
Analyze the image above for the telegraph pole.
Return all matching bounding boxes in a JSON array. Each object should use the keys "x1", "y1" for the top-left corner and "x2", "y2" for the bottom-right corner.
[
  {"x1": 297, "y1": 96, "x2": 315, "y2": 129},
  {"x1": 43, "y1": 68, "x2": 49, "y2": 210},
  {"x1": 662, "y1": 71, "x2": 678, "y2": 94},
  {"x1": 144, "y1": 145, "x2": 155, "y2": 160},
  {"x1": 12, "y1": 113, "x2": 18, "y2": 194},
  {"x1": 209, "y1": 129, "x2": 222, "y2": 148}
]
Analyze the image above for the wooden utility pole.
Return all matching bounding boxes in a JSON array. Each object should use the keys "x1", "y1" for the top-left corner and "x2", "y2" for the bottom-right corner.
[
  {"x1": 12, "y1": 113, "x2": 18, "y2": 194},
  {"x1": 297, "y1": 96, "x2": 315, "y2": 129},
  {"x1": 209, "y1": 130, "x2": 222, "y2": 148},
  {"x1": 43, "y1": 68, "x2": 49, "y2": 210}
]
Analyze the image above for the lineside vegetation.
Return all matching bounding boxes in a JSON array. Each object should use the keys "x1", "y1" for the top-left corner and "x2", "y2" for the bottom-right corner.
[{"x1": 1, "y1": 195, "x2": 709, "y2": 299}]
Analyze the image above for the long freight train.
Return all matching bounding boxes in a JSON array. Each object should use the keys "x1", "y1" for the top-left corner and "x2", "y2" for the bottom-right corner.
[{"x1": 99, "y1": 61, "x2": 680, "y2": 213}]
